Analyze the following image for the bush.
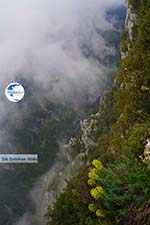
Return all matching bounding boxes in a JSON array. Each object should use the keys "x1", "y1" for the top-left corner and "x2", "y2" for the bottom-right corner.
[{"x1": 87, "y1": 157, "x2": 150, "y2": 224}]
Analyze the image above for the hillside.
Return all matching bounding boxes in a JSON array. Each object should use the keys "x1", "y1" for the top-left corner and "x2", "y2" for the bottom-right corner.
[{"x1": 46, "y1": 1, "x2": 150, "y2": 225}]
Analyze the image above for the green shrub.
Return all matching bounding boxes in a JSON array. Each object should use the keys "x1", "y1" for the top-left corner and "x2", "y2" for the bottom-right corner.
[
  {"x1": 124, "y1": 123, "x2": 150, "y2": 156},
  {"x1": 87, "y1": 156, "x2": 150, "y2": 224}
]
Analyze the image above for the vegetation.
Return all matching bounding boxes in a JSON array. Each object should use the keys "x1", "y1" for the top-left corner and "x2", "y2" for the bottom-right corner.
[
  {"x1": 46, "y1": 1, "x2": 150, "y2": 225},
  {"x1": 120, "y1": 31, "x2": 128, "y2": 53}
]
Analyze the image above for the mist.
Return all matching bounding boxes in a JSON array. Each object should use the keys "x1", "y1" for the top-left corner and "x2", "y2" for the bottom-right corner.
[
  {"x1": 0, "y1": 0, "x2": 124, "y2": 99},
  {"x1": 0, "y1": 0, "x2": 125, "y2": 224},
  {"x1": 0, "y1": 0, "x2": 125, "y2": 153}
]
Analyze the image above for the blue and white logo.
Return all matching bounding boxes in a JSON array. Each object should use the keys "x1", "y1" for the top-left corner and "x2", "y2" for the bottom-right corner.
[{"x1": 5, "y1": 82, "x2": 25, "y2": 102}]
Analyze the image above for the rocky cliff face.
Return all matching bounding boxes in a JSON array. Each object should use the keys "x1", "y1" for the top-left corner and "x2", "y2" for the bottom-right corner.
[
  {"x1": 121, "y1": 0, "x2": 137, "y2": 58},
  {"x1": 125, "y1": 0, "x2": 137, "y2": 41}
]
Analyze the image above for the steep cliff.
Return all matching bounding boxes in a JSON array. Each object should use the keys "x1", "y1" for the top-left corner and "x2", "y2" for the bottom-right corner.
[{"x1": 46, "y1": 1, "x2": 150, "y2": 224}]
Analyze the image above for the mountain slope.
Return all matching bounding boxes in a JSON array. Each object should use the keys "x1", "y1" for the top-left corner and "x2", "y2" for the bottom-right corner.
[{"x1": 46, "y1": 1, "x2": 150, "y2": 225}]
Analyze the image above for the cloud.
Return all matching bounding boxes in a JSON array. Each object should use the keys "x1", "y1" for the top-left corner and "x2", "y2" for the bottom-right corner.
[
  {"x1": 0, "y1": 0, "x2": 125, "y2": 151},
  {"x1": 0, "y1": 0, "x2": 124, "y2": 96},
  {"x1": 0, "y1": 0, "x2": 125, "y2": 133},
  {"x1": 0, "y1": 0, "x2": 126, "y2": 223}
]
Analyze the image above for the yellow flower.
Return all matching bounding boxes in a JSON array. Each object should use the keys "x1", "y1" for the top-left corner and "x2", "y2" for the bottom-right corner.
[
  {"x1": 90, "y1": 186, "x2": 104, "y2": 200},
  {"x1": 96, "y1": 209, "x2": 105, "y2": 217},
  {"x1": 88, "y1": 168, "x2": 100, "y2": 181},
  {"x1": 88, "y1": 179, "x2": 96, "y2": 186},
  {"x1": 90, "y1": 188, "x2": 98, "y2": 199},
  {"x1": 96, "y1": 186, "x2": 104, "y2": 195},
  {"x1": 88, "y1": 204, "x2": 96, "y2": 212},
  {"x1": 141, "y1": 85, "x2": 150, "y2": 91},
  {"x1": 92, "y1": 159, "x2": 103, "y2": 170}
]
